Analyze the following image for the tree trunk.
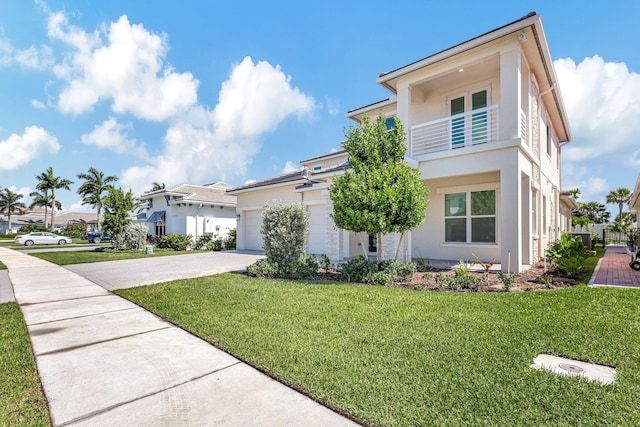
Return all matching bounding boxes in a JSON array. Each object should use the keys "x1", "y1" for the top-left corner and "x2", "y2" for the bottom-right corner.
[
  {"x1": 377, "y1": 231, "x2": 382, "y2": 263},
  {"x1": 394, "y1": 232, "x2": 405, "y2": 261},
  {"x1": 359, "y1": 233, "x2": 368, "y2": 257},
  {"x1": 44, "y1": 205, "x2": 48, "y2": 230},
  {"x1": 50, "y1": 194, "x2": 56, "y2": 231},
  {"x1": 8, "y1": 212, "x2": 12, "y2": 234}
]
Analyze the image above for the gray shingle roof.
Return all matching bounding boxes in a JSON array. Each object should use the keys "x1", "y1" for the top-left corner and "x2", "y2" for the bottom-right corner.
[{"x1": 140, "y1": 182, "x2": 236, "y2": 206}]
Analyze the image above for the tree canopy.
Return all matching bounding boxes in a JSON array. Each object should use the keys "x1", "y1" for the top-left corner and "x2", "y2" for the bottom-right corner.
[
  {"x1": 102, "y1": 187, "x2": 136, "y2": 244},
  {"x1": 35, "y1": 167, "x2": 73, "y2": 231},
  {"x1": 0, "y1": 187, "x2": 26, "y2": 233},
  {"x1": 77, "y1": 167, "x2": 119, "y2": 230},
  {"x1": 606, "y1": 187, "x2": 631, "y2": 222},
  {"x1": 330, "y1": 113, "x2": 428, "y2": 260}
]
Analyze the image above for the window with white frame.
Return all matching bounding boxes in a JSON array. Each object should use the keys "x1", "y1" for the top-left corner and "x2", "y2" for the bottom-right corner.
[{"x1": 444, "y1": 190, "x2": 496, "y2": 243}]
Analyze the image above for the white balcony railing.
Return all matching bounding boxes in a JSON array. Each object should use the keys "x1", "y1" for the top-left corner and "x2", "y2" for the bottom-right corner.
[{"x1": 410, "y1": 105, "x2": 499, "y2": 157}]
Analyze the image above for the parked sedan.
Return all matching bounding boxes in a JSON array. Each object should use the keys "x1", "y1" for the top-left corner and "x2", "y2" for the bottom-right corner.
[{"x1": 15, "y1": 232, "x2": 73, "y2": 246}]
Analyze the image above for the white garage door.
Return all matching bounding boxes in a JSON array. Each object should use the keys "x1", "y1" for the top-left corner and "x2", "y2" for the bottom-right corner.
[
  {"x1": 243, "y1": 210, "x2": 263, "y2": 251},
  {"x1": 307, "y1": 204, "x2": 327, "y2": 255}
]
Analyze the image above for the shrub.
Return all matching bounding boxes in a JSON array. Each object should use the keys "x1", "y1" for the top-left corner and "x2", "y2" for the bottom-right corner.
[
  {"x1": 366, "y1": 271, "x2": 395, "y2": 286},
  {"x1": 341, "y1": 255, "x2": 377, "y2": 282},
  {"x1": 378, "y1": 260, "x2": 417, "y2": 283},
  {"x1": 246, "y1": 260, "x2": 278, "y2": 278},
  {"x1": 123, "y1": 224, "x2": 148, "y2": 250},
  {"x1": 63, "y1": 230, "x2": 83, "y2": 238},
  {"x1": 546, "y1": 234, "x2": 594, "y2": 278},
  {"x1": 261, "y1": 201, "x2": 309, "y2": 268},
  {"x1": 223, "y1": 228, "x2": 236, "y2": 250},
  {"x1": 498, "y1": 271, "x2": 516, "y2": 292},
  {"x1": 65, "y1": 223, "x2": 87, "y2": 233},
  {"x1": 208, "y1": 239, "x2": 223, "y2": 251},
  {"x1": 20, "y1": 224, "x2": 47, "y2": 233},
  {"x1": 111, "y1": 233, "x2": 126, "y2": 250},
  {"x1": 194, "y1": 234, "x2": 213, "y2": 250},
  {"x1": 155, "y1": 234, "x2": 192, "y2": 251},
  {"x1": 319, "y1": 254, "x2": 335, "y2": 271},
  {"x1": 286, "y1": 253, "x2": 320, "y2": 280}
]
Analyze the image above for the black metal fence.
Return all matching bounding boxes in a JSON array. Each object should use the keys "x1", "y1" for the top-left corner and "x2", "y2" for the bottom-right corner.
[{"x1": 602, "y1": 228, "x2": 640, "y2": 246}]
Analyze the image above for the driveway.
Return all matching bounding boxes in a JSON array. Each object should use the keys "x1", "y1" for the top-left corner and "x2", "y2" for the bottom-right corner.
[{"x1": 65, "y1": 250, "x2": 265, "y2": 290}]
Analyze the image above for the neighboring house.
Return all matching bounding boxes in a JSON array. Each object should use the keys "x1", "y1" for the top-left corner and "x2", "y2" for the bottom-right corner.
[
  {"x1": 228, "y1": 12, "x2": 574, "y2": 272},
  {"x1": 138, "y1": 182, "x2": 237, "y2": 241},
  {"x1": 0, "y1": 209, "x2": 104, "y2": 233}
]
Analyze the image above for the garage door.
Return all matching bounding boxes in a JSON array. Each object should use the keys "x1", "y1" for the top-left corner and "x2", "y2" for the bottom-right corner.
[
  {"x1": 307, "y1": 204, "x2": 327, "y2": 255},
  {"x1": 243, "y1": 210, "x2": 263, "y2": 251}
]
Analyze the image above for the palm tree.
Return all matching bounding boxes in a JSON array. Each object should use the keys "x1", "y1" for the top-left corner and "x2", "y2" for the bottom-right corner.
[
  {"x1": 0, "y1": 188, "x2": 26, "y2": 233},
  {"x1": 36, "y1": 167, "x2": 74, "y2": 231},
  {"x1": 76, "y1": 168, "x2": 119, "y2": 230},
  {"x1": 149, "y1": 182, "x2": 165, "y2": 192},
  {"x1": 606, "y1": 187, "x2": 631, "y2": 223},
  {"x1": 28, "y1": 188, "x2": 61, "y2": 229}
]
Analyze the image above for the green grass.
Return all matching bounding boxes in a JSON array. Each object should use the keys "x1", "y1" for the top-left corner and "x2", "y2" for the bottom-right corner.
[
  {"x1": 0, "y1": 261, "x2": 6, "y2": 270},
  {"x1": 0, "y1": 303, "x2": 50, "y2": 426},
  {"x1": 31, "y1": 248, "x2": 209, "y2": 265},
  {"x1": 118, "y1": 273, "x2": 640, "y2": 426}
]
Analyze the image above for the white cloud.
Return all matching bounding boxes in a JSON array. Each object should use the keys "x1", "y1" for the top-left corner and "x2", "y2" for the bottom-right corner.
[
  {"x1": 282, "y1": 161, "x2": 300, "y2": 173},
  {"x1": 324, "y1": 96, "x2": 341, "y2": 116},
  {"x1": 69, "y1": 200, "x2": 94, "y2": 212},
  {"x1": 562, "y1": 162, "x2": 609, "y2": 202},
  {"x1": 31, "y1": 99, "x2": 46, "y2": 109},
  {"x1": 49, "y1": 12, "x2": 198, "y2": 120},
  {"x1": 121, "y1": 56, "x2": 315, "y2": 195},
  {"x1": 555, "y1": 55, "x2": 640, "y2": 165},
  {"x1": 213, "y1": 56, "x2": 315, "y2": 140},
  {"x1": 0, "y1": 126, "x2": 60, "y2": 171},
  {"x1": 0, "y1": 36, "x2": 53, "y2": 69},
  {"x1": 81, "y1": 117, "x2": 148, "y2": 159}
]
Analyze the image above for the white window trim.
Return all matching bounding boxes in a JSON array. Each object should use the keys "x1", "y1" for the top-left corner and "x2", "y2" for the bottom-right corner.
[{"x1": 439, "y1": 183, "x2": 500, "y2": 245}]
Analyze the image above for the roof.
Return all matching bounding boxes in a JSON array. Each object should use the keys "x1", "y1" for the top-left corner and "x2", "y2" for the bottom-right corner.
[
  {"x1": 140, "y1": 182, "x2": 236, "y2": 206},
  {"x1": 227, "y1": 160, "x2": 349, "y2": 194},
  {"x1": 226, "y1": 169, "x2": 308, "y2": 194},
  {"x1": 377, "y1": 12, "x2": 537, "y2": 81},
  {"x1": 347, "y1": 11, "x2": 570, "y2": 143},
  {"x1": 0, "y1": 210, "x2": 102, "y2": 227}
]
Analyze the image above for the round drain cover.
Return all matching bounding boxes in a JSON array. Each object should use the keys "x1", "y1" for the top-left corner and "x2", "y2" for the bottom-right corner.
[{"x1": 558, "y1": 363, "x2": 584, "y2": 373}]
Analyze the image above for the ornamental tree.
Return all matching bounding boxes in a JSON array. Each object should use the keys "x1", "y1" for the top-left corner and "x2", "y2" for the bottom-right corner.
[
  {"x1": 330, "y1": 113, "x2": 428, "y2": 261},
  {"x1": 102, "y1": 187, "x2": 136, "y2": 248}
]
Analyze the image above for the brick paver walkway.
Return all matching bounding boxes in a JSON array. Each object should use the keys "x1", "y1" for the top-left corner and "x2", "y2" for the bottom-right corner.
[{"x1": 591, "y1": 246, "x2": 640, "y2": 288}]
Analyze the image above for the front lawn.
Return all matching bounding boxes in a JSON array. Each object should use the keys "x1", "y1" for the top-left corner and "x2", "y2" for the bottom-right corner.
[
  {"x1": 117, "y1": 273, "x2": 640, "y2": 426},
  {"x1": 0, "y1": 303, "x2": 50, "y2": 426},
  {"x1": 31, "y1": 248, "x2": 210, "y2": 265}
]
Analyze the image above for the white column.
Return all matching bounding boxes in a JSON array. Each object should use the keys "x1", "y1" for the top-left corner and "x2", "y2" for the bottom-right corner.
[
  {"x1": 500, "y1": 151, "x2": 523, "y2": 272},
  {"x1": 499, "y1": 47, "x2": 522, "y2": 141},
  {"x1": 396, "y1": 83, "x2": 412, "y2": 157}
]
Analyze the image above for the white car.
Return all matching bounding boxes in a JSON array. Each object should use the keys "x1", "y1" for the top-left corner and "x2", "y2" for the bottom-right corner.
[{"x1": 15, "y1": 232, "x2": 73, "y2": 246}]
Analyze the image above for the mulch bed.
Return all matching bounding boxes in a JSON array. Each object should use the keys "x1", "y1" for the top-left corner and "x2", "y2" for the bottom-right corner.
[{"x1": 316, "y1": 262, "x2": 583, "y2": 293}]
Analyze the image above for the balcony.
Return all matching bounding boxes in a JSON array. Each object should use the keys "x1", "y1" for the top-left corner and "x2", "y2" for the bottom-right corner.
[{"x1": 410, "y1": 105, "x2": 499, "y2": 157}]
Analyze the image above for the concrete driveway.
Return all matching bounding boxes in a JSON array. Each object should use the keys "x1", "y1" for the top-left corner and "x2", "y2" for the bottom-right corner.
[{"x1": 65, "y1": 250, "x2": 265, "y2": 290}]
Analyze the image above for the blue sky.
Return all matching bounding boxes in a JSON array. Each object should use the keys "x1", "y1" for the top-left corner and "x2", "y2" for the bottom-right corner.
[{"x1": 1, "y1": 0, "x2": 639, "y2": 214}]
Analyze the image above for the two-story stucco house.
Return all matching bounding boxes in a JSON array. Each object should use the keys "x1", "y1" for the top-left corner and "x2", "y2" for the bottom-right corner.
[
  {"x1": 140, "y1": 182, "x2": 237, "y2": 241},
  {"x1": 228, "y1": 12, "x2": 575, "y2": 272}
]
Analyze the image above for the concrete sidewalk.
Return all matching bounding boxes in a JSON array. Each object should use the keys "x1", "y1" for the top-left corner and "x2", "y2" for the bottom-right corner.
[{"x1": 0, "y1": 247, "x2": 358, "y2": 426}]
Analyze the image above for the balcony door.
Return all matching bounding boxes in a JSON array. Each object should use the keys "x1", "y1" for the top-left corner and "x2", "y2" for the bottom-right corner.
[{"x1": 449, "y1": 88, "x2": 489, "y2": 148}]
